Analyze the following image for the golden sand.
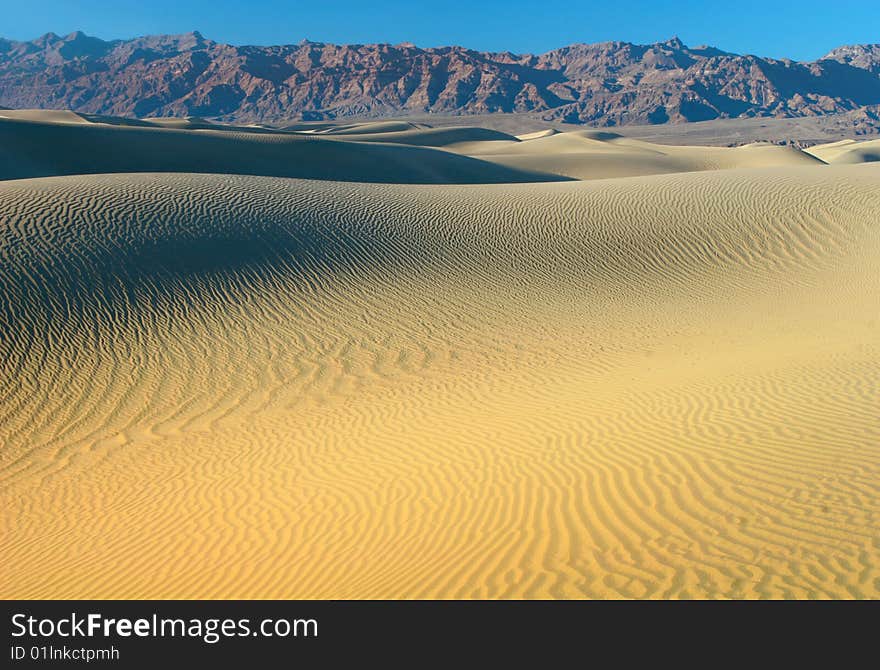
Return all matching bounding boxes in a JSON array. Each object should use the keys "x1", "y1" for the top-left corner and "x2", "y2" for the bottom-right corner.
[{"x1": 1, "y1": 112, "x2": 878, "y2": 598}]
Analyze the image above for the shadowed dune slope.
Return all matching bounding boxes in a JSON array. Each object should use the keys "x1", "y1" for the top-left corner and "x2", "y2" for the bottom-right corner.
[
  {"x1": 2, "y1": 166, "x2": 879, "y2": 599},
  {"x1": 0, "y1": 116, "x2": 563, "y2": 184}
]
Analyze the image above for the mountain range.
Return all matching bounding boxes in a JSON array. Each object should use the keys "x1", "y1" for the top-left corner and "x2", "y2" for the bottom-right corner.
[{"x1": 2, "y1": 31, "x2": 880, "y2": 127}]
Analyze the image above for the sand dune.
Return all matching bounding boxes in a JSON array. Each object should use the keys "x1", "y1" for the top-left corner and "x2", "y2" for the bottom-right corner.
[
  {"x1": 0, "y1": 113, "x2": 833, "y2": 184},
  {"x1": 311, "y1": 120, "x2": 429, "y2": 134},
  {"x1": 320, "y1": 125, "x2": 518, "y2": 147},
  {"x1": 516, "y1": 128, "x2": 559, "y2": 141},
  {"x1": 2, "y1": 143, "x2": 878, "y2": 598},
  {"x1": 807, "y1": 138, "x2": 880, "y2": 164},
  {"x1": 450, "y1": 129, "x2": 825, "y2": 180},
  {"x1": 0, "y1": 109, "x2": 95, "y2": 124},
  {"x1": 0, "y1": 114, "x2": 560, "y2": 184}
]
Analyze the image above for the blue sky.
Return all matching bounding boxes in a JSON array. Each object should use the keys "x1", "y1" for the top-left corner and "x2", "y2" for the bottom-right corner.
[{"x1": 3, "y1": 1, "x2": 878, "y2": 61}]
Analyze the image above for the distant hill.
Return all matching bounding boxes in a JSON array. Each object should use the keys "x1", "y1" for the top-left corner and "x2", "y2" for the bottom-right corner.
[{"x1": 2, "y1": 31, "x2": 880, "y2": 128}]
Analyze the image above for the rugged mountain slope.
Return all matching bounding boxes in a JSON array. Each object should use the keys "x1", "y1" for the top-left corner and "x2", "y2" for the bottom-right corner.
[{"x1": 1, "y1": 31, "x2": 879, "y2": 126}]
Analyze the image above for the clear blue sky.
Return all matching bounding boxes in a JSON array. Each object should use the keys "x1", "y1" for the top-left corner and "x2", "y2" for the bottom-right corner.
[{"x1": 3, "y1": 1, "x2": 878, "y2": 60}]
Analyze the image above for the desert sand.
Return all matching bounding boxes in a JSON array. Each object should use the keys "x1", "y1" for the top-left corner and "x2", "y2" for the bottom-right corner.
[
  {"x1": 1, "y1": 111, "x2": 878, "y2": 599},
  {"x1": 806, "y1": 138, "x2": 880, "y2": 164}
]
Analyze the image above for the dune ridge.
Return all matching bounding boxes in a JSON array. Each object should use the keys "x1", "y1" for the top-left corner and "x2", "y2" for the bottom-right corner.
[{"x1": 2, "y1": 158, "x2": 879, "y2": 599}]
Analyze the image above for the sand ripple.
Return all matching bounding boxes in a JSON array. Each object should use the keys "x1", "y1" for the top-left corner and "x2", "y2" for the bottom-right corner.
[{"x1": 2, "y1": 165, "x2": 879, "y2": 598}]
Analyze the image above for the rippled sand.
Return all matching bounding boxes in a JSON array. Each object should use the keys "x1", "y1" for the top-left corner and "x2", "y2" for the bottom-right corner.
[{"x1": 1, "y1": 113, "x2": 878, "y2": 598}]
